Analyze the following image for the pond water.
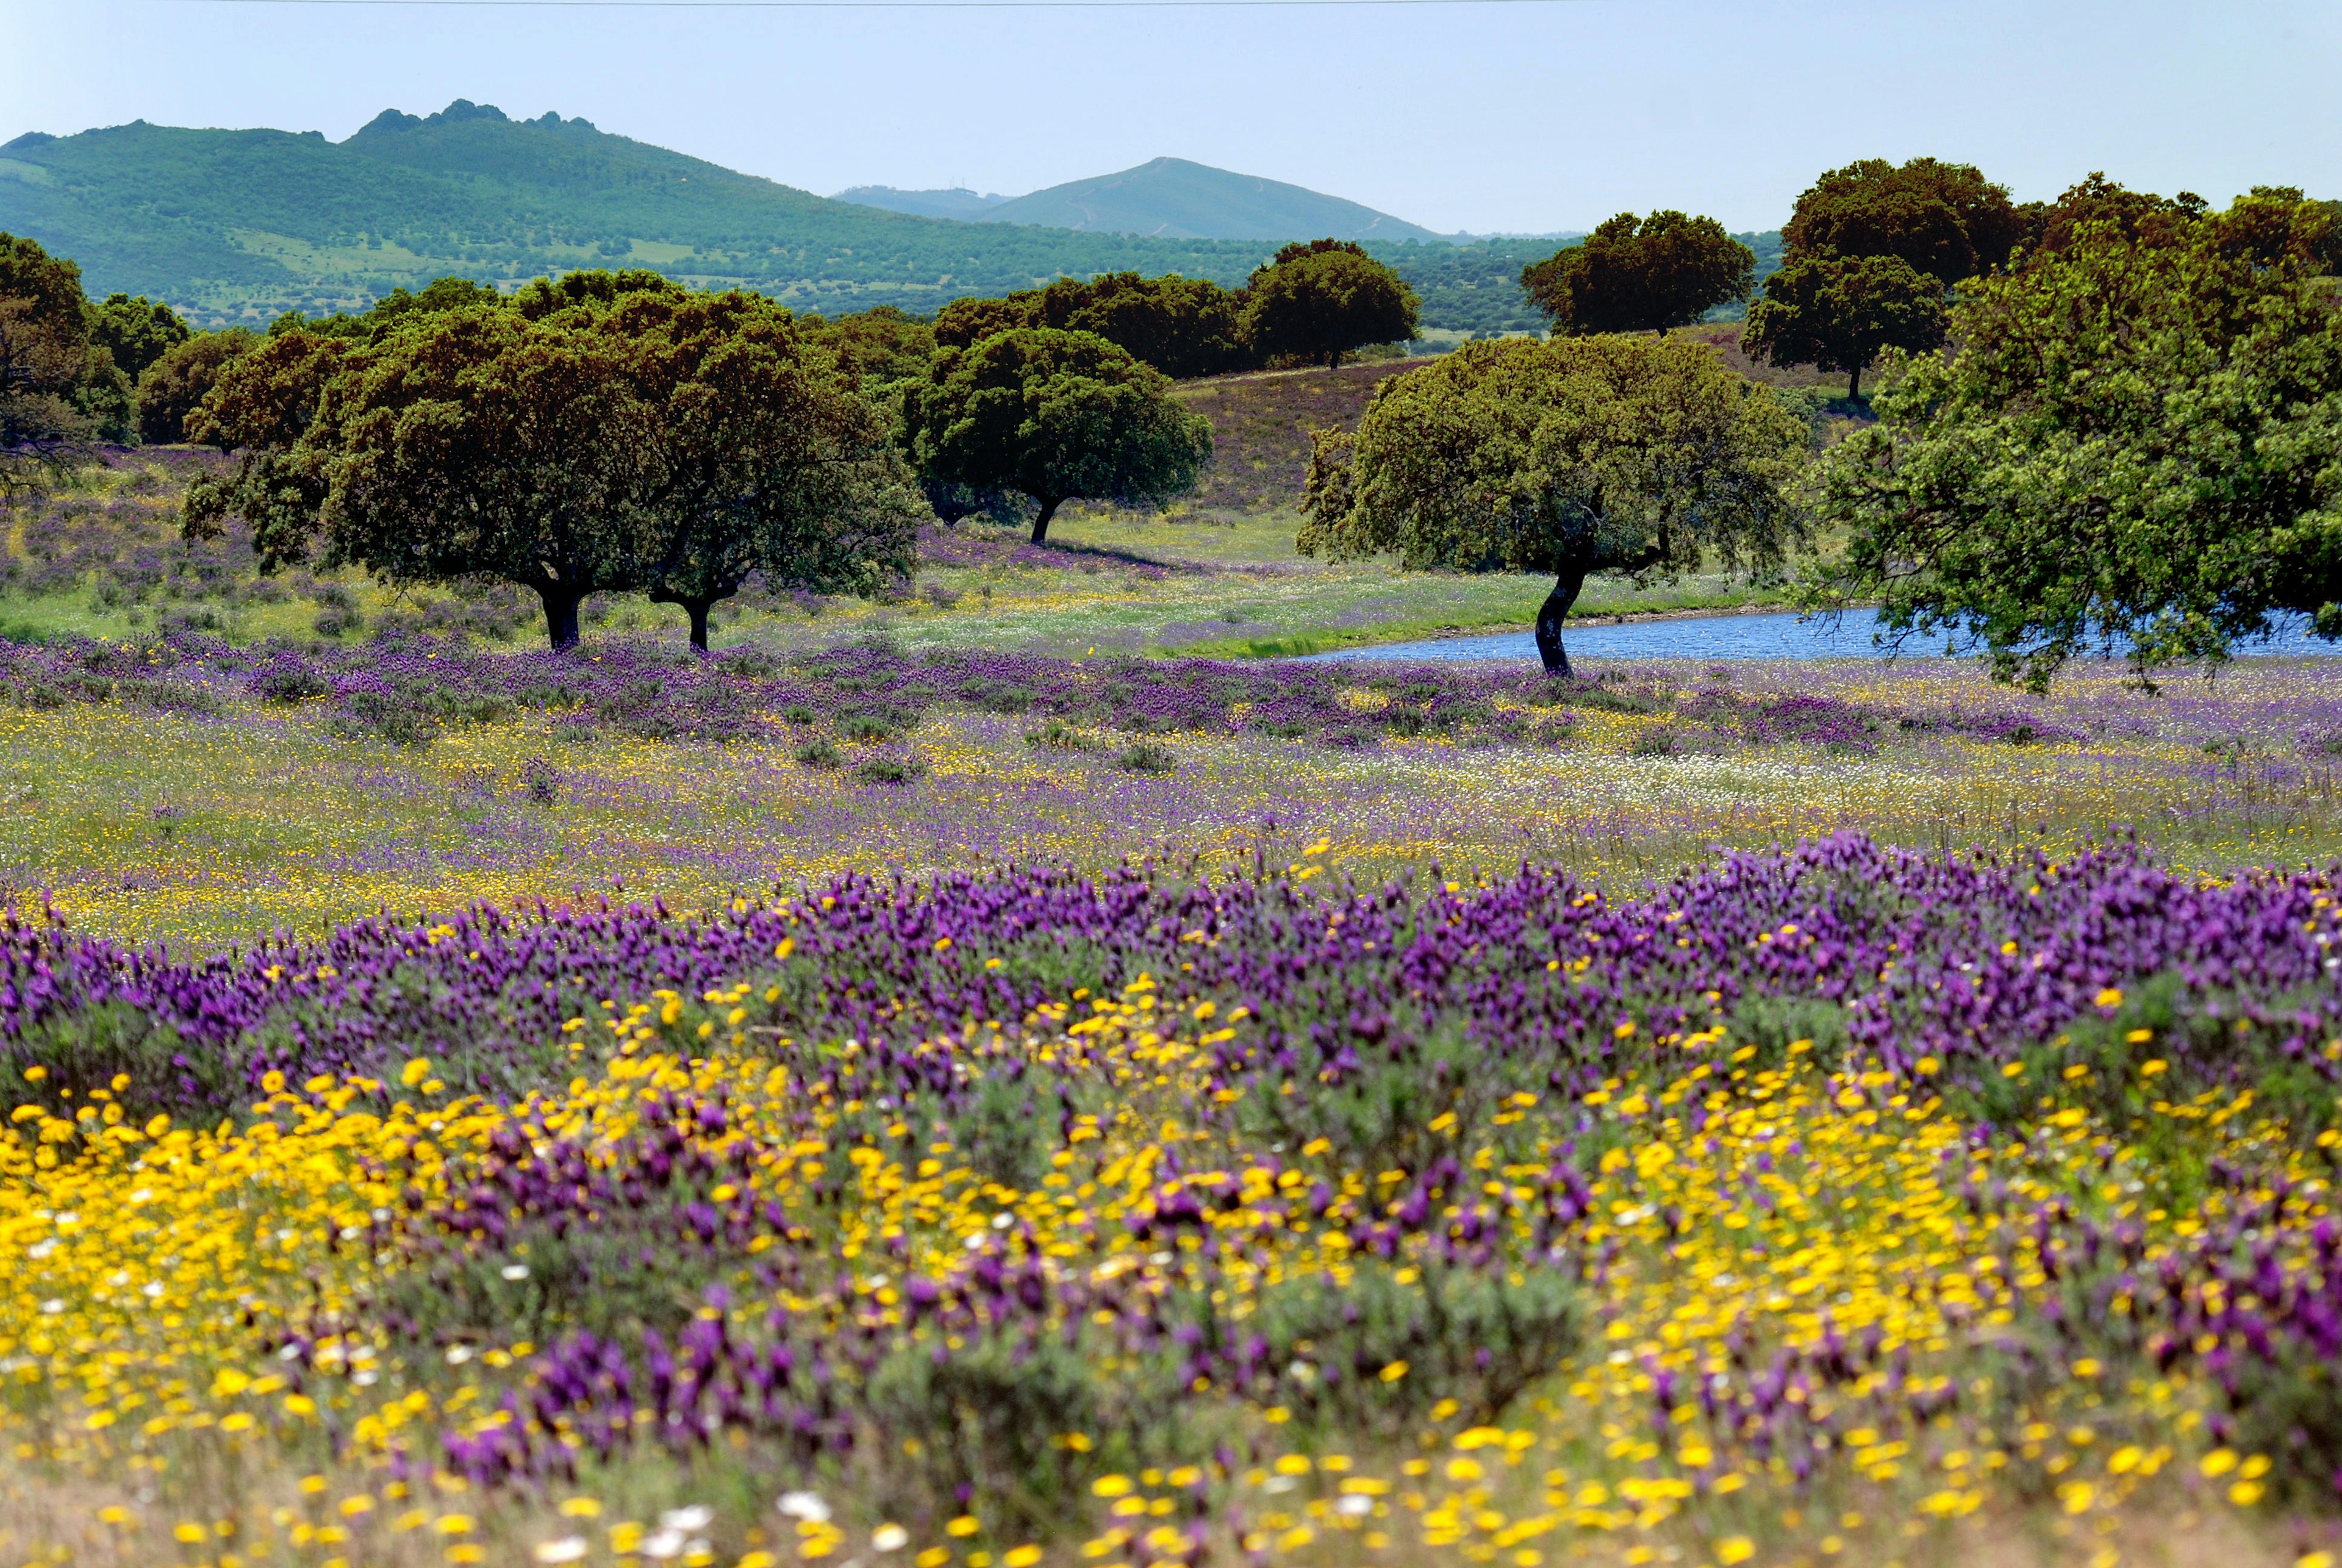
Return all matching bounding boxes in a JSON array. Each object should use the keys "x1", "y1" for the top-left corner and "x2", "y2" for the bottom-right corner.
[{"x1": 1300, "y1": 609, "x2": 2342, "y2": 664}]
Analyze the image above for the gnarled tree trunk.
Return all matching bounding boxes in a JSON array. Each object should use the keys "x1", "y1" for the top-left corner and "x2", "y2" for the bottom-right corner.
[
  {"x1": 534, "y1": 582, "x2": 586, "y2": 652},
  {"x1": 1534, "y1": 564, "x2": 1589, "y2": 677},
  {"x1": 650, "y1": 586, "x2": 729, "y2": 653},
  {"x1": 1030, "y1": 495, "x2": 1064, "y2": 545}
]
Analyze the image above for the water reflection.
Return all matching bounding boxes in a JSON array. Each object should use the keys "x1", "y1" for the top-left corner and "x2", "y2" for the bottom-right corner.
[{"x1": 1298, "y1": 610, "x2": 2342, "y2": 664}]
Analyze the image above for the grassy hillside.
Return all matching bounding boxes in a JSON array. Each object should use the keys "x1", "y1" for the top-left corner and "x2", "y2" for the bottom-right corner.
[
  {"x1": 0, "y1": 102, "x2": 1533, "y2": 332},
  {"x1": 833, "y1": 184, "x2": 1011, "y2": 221},
  {"x1": 1172, "y1": 360, "x2": 1420, "y2": 512},
  {"x1": 0, "y1": 101, "x2": 1785, "y2": 339},
  {"x1": 0, "y1": 102, "x2": 1289, "y2": 324},
  {"x1": 970, "y1": 156, "x2": 1445, "y2": 242}
]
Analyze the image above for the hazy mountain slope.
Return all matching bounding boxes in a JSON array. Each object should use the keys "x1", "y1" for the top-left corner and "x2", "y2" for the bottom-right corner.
[
  {"x1": 0, "y1": 102, "x2": 1284, "y2": 323},
  {"x1": 834, "y1": 186, "x2": 1011, "y2": 221},
  {"x1": 0, "y1": 102, "x2": 1711, "y2": 337},
  {"x1": 973, "y1": 157, "x2": 1445, "y2": 242}
]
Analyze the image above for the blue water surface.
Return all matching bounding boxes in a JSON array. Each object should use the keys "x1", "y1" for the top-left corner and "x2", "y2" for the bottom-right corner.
[{"x1": 1299, "y1": 610, "x2": 2342, "y2": 664}]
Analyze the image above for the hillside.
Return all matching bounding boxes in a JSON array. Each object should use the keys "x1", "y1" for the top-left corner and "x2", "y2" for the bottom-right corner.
[
  {"x1": 1172, "y1": 360, "x2": 1422, "y2": 512},
  {"x1": 0, "y1": 102, "x2": 1289, "y2": 324},
  {"x1": 832, "y1": 185, "x2": 1010, "y2": 221},
  {"x1": 953, "y1": 157, "x2": 1444, "y2": 243},
  {"x1": 0, "y1": 101, "x2": 1769, "y2": 339}
]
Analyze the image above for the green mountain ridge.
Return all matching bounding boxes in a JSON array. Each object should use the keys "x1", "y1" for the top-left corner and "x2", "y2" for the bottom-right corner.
[
  {"x1": 0, "y1": 101, "x2": 1297, "y2": 325},
  {"x1": 842, "y1": 156, "x2": 1449, "y2": 243},
  {"x1": 0, "y1": 101, "x2": 1739, "y2": 337}
]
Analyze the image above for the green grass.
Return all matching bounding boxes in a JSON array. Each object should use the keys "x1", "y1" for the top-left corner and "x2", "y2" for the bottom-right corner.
[
  {"x1": 9, "y1": 654, "x2": 2340, "y2": 953},
  {"x1": 0, "y1": 449, "x2": 1800, "y2": 662}
]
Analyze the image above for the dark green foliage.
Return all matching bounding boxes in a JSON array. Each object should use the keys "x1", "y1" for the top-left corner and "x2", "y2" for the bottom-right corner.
[
  {"x1": 1780, "y1": 157, "x2": 2023, "y2": 284},
  {"x1": 1742, "y1": 251, "x2": 1947, "y2": 399},
  {"x1": 867, "y1": 1331, "x2": 1143, "y2": 1537},
  {"x1": 133, "y1": 327, "x2": 257, "y2": 445},
  {"x1": 1746, "y1": 157, "x2": 2018, "y2": 396},
  {"x1": 88, "y1": 293, "x2": 189, "y2": 383},
  {"x1": 1808, "y1": 189, "x2": 2342, "y2": 686},
  {"x1": 335, "y1": 689, "x2": 443, "y2": 745},
  {"x1": 1112, "y1": 739, "x2": 1177, "y2": 774},
  {"x1": 853, "y1": 751, "x2": 928, "y2": 785},
  {"x1": 792, "y1": 736, "x2": 842, "y2": 769},
  {"x1": 509, "y1": 269, "x2": 679, "y2": 322},
  {"x1": 837, "y1": 711, "x2": 905, "y2": 742},
  {"x1": 186, "y1": 283, "x2": 919, "y2": 651},
  {"x1": 519, "y1": 756, "x2": 560, "y2": 805},
  {"x1": 1300, "y1": 335, "x2": 1809, "y2": 673},
  {"x1": 0, "y1": 1003, "x2": 236, "y2": 1124},
  {"x1": 901, "y1": 328, "x2": 1212, "y2": 544},
  {"x1": 934, "y1": 271, "x2": 1250, "y2": 379},
  {"x1": 117, "y1": 675, "x2": 221, "y2": 715},
  {"x1": 1521, "y1": 212, "x2": 1755, "y2": 336},
  {"x1": 0, "y1": 231, "x2": 108, "y2": 489},
  {"x1": 1025, "y1": 718, "x2": 1095, "y2": 751},
  {"x1": 803, "y1": 305, "x2": 937, "y2": 403},
  {"x1": 1242, "y1": 1258, "x2": 1580, "y2": 1432},
  {"x1": 1241, "y1": 240, "x2": 1420, "y2": 370}
]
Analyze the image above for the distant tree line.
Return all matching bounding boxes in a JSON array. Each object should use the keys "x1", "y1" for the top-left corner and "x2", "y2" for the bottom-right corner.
[
  {"x1": 1309, "y1": 168, "x2": 2342, "y2": 678},
  {"x1": 931, "y1": 240, "x2": 1420, "y2": 378},
  {"x1": 9, "y1": 159, "x2": 2340, "y2": 685}
]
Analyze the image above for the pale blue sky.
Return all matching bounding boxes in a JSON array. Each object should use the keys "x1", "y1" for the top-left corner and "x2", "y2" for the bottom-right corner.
[{"x1": 7, "y1": 0, "x2": 2338, "y2": 235}]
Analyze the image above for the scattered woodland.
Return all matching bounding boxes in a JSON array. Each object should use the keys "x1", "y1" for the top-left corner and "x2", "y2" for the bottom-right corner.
[
  {"x1": 1, "y1": 104, "x2": 1588, "y2": 334},
  {"x1": 2, "y1": 151, "x2": 2342, "y2": 1568}
]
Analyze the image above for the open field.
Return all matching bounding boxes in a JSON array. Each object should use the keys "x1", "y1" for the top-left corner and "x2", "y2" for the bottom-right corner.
[
  {"x1": 0, "y1": 423, "x2": 1799, "y2": 664},
  {"x1": 5, "y1": 634, "x2": 2341, "y2": 951},
  {"x1": 1, "y1": 453, "x2": 2338, "y2": 1568},
  {"x1": 1, "y1": 783, "x2": 2337, "y2": 1568}
]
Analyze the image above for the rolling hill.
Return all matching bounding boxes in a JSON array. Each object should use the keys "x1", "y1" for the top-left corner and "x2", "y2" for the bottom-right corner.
[
  {"x1": 839, "y1": 157, "x2": 1446, "y2": 243},
  {"x1": 0, "y1": 102, "x2": 1292, "y2": 325},
  {"x1": 834, "y1": 185, "x2": 1012, "y2": 221},
  {"x1": 0, "y1": 101, "x2": 1637, "y2": 336}
]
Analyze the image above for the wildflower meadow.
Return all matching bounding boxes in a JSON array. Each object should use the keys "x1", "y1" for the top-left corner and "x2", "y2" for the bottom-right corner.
[{"x1": 1, "y1": 622, "x2": 2341, "y2": 1568}]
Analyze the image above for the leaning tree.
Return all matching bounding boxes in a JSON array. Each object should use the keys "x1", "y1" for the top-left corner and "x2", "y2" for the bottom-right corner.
[
  {"x1": 900, "y1": 327, "x2": 1212, "y2": 545},
  {"x1": 1300, "y1": 334, "x2": 1810, "y2": 675}
]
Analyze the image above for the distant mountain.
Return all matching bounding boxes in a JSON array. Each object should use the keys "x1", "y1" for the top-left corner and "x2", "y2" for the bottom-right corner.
[
  {"x1": 835, "y1": 185, "x2": 1011, "y2": 221},
  {"x1": 0, "y1": 102, "x2": 1568, "y2": 335},
  {"x1": 0, "y1": 102, "x2": 1290, "y2": 325},
  {"x1": 951, "y1": 157, "x2": 1449, "y2": 243}
]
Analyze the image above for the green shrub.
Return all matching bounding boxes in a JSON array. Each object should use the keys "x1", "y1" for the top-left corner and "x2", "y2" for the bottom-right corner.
[
  {"x1": 1024, "y1": 719, "x2": 1096, "y2": 751},
  {"x1": 0, "y1": 1002, "x2": 238, "y2": 1123},
  {"x1": 866, "y1": 1330, "x2": 1160, "y2": 1538},
  {"x1": 1241, "y1": 1258, "x2": 1581, "y2": 1433},
  {"x1": 1629, "y1": 725, "x2": 1679, "y2": 757},
  {"x1": 120, "y1": 678, "x2": 223, "y2": 716},
  {"x1": 1113, "y1": 740, "x2": 1178, "y2": 775},
  {"x1": 252, "y1": 666, "x2": 331, "y2": 703},
  {"x1": 854, "y1": 752, "x2": 928, "y2": 786},
  {"x1": 336, "y1": 689, "x2": 441, "y2": 745}
]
